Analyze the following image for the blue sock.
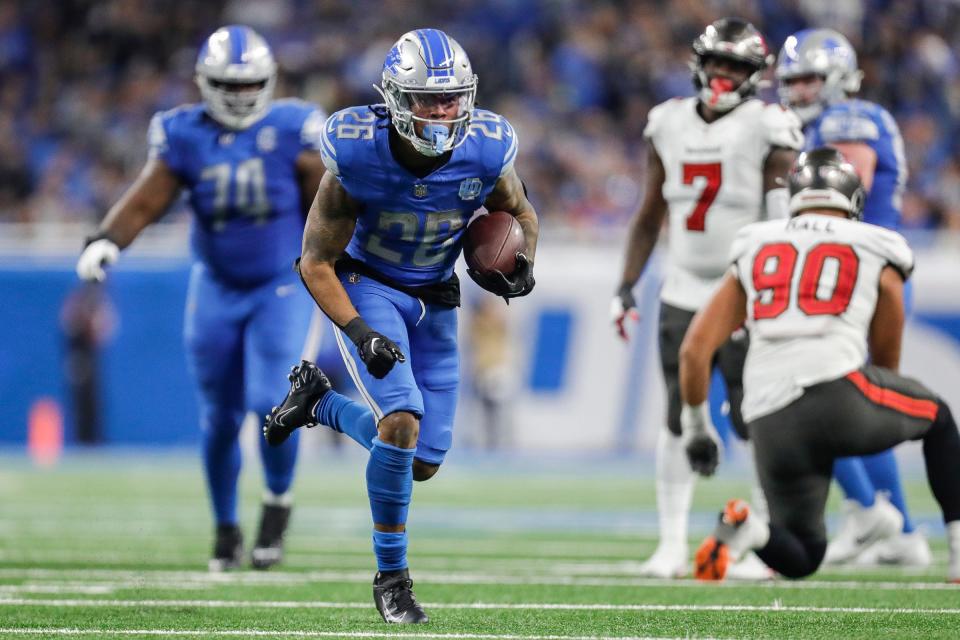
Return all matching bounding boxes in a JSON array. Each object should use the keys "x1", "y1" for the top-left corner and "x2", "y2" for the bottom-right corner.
[
  {"x1": 372, "y1": 530, "x2": 408, "y2": 572},
  {"x1": 833, "y1": 457, "x2": 875, "y2": 508},
  {"x1": 862, "y1": 449, "x2": 914, "y2": 533},
  {"x1": 366, "y1": 438, "x2": 415, "y2": 569},
  {"x1": 202, "y1": 419, "x2": 242, "y2": 525},
  {"x1": 257, "y1": 422, "x2": 299, "y2": 495},
  {"x1": 316, "y1": 390, "x2": 377, "y2": 451}
]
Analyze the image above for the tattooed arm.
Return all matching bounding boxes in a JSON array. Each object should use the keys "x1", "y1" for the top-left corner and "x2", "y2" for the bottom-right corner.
[
  {"x1": 298, "y1": 171, "x2": 362, "y2": 327},
  {"x1": 482, "y1": 166, "x2": 539, "y2": 263}
]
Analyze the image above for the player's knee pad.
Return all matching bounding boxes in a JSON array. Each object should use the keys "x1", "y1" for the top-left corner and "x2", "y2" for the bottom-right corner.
[
  {"x1": 378, "y1": 411, "x2": 420, "y2": 448},
  {"x1": 412, "y1": 459, "x2": 440, "y2": 482}
]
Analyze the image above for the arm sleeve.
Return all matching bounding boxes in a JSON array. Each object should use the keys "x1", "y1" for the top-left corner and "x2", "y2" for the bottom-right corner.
[
  {"x1": 871, "y1": 227, "x2": 915, "y2": 280},
  {"x1": 146, "y1": 112, "x2": 182, "y2": 172},
  {"x1": 761, "y1": 104, "x2": 804, "y2": 151},
  {"x1": 299, "y1": 107, "x2": 328, "y2": 154},
  {"x1": 318, "y1": 113, "x2": 341, "y2": 177},
  {"x1": 499, "y1": 115, "x2": 519, "y2": 178},
  {"x1": 727, "y1": 226, "x2": 755, "y2": 282}
]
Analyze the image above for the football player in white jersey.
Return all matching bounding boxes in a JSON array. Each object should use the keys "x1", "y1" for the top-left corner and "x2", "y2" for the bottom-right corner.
[
  {"x1": 680, "y1": 148, "x2": 960, "y2": 582},
  {"x1": 612, "y1": 17, "x2": 803, "y2": 579}
]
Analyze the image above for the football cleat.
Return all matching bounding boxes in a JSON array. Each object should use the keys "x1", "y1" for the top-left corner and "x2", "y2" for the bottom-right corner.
[
  {"x1": 695, "y1": 499, "x2": 765, "y2": 582},
  {"x1": 855, "y1": 529, "x2": 932, "y2": 567},
  {"x1": 263, "y1": 360, "x2": 331, "y2": 447},
  {"x1": 209, "y1": 524, "x2": 243, "y2": 573},
  {"x1": 726, "y1": 551, "x2": 775, "y2": 581},
  {"x1": 823, "y1": 494, "x2": 902, "y2": 565},
  {"x1": 250, "y1": 503, "x2": 291, "y2": 570},
  {"x1": 373, "y1": 569, "x2": 429, "y2": 624},
  {"x1": 636, "y1": 543, "x2": 689, "y2": 579}
]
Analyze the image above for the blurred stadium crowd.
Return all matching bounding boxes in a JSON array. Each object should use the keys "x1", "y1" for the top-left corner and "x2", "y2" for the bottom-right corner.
[{"x1": 1, "y1": 0, "x2": 958, "y2": 235}]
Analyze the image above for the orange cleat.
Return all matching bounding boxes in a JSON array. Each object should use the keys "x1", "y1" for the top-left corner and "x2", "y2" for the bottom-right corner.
[{"x1": 695, "y1": 536, "x2": 730, "y2": 581}]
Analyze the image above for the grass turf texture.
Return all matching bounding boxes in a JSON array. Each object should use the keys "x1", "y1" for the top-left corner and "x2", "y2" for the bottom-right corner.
[{"x1": 0, "y1": 448, "x2": 957, "y2": 639}]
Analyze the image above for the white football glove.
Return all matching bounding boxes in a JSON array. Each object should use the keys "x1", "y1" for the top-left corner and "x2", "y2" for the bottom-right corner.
[
  {"x1": 681, "y1": 402, "x2": 724, "y2": 477},
  {"x1": 610, "y1": 285, "x2": 639, "y2": 341},
  {"x1": 76, "y1": 238, "x2": 120, "y2": 282}
]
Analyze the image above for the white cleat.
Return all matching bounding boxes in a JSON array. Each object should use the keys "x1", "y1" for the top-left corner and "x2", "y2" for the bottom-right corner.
[
  {"x1": 824, "y1": 494, "x2": 903, "y2": 565},
  {"x1": 726, "y1": 551, "x2": 775, "y2": 581},
  {"x1": 637, "y1": 544, "x2": 689, "y2": 578},
  {"x1": 855, "y1": 529, "x2": 932, "y2": 567}
]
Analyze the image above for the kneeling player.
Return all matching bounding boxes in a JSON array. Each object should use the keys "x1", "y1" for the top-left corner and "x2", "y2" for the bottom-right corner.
[{"x1": 678, "y1": 148, "x2": 960, "y2": 581}]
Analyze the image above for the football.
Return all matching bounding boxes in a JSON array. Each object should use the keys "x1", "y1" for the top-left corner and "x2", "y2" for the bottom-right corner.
[{"x1": 462, "y1": 211, "x2": 525, "y2": 277}]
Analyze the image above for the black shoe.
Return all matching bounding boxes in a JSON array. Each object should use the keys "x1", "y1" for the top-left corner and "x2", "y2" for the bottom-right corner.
[
  {"x1": 251, "y1": 503, "x2": 291, "y2": 570},
  {"x1": 373, "y1": 569, "x2": 429, "y2": 624},
  {"x1": 263, "y1": 360, "x2": 332, "y2": 447},
  {"x1": 209, "y1": 524, "x2": 243, "y2": 572}
]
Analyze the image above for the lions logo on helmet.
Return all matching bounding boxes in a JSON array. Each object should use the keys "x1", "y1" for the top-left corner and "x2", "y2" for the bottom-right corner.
[
  {"x1": 196, "y1": 25, "x2": 277, "y2": 130},
  {"x1": 376, "y1": 29, "x2": 477, "y2": 157},
  {"x1": 776, "y1": 29, "x2": 864, "y2": 125},
  {"x1": 690, "y1": 17, "x2": 772, "y2": 113},
  {"x1": 788, "y1": 147, "x2": 866, "y2": 220}
]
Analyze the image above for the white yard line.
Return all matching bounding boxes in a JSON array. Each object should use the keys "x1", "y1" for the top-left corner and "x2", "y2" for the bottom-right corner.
[
  {"x1": 0, "y1": 629, "x2": 723, "y2": 640},
  {"x1": 0, "y1": 598, "x2": 958, "y2": 615},
  {"x1": 0, "y1": 568, "x2": 956, "y2": 592}
]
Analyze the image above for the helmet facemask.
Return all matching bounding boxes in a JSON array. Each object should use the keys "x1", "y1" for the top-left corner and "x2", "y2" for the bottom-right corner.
[
  {"x1": 378, "y1": 79, "x2": 476, "y2": 157},
  {"x1": 378, "y1": 29, "x2": 478, "y2": 157}
]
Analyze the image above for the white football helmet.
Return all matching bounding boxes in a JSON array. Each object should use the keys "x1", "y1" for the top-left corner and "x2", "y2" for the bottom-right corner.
[
  {"x1": 776, "y1": 29, "x2": 863, "y2": 124},
  {"x1": 195, "y1": 25, "x2": 277, "y2": 129},
  {"x1": 377, "y1": 29, "x2": 477, "y2": 157}
]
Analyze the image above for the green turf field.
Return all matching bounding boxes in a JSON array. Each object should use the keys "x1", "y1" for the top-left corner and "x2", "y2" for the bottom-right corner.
[{"x1": 1, "y1": 448, "x2": 957, "y2": 639}]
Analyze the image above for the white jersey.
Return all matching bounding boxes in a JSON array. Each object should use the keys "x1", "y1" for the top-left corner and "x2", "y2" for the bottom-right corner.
[
  {"x1": 730, "y1": 214, "x2": 914, "y2": 422},
  {"x1": 645, "y1": 97, "x2": 803, "y2": 310}
]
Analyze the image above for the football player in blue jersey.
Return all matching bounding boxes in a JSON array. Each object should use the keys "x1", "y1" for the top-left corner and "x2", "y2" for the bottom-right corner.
[
  {"x1": 262, "y1": 28, "x2": 538, "y2": 624},
  {"x1": 776, "y1": 29, "x2": 929, "y2": 567},
  {"x1": 75, "y1": 25, "x2": 328, "y2": 572}
]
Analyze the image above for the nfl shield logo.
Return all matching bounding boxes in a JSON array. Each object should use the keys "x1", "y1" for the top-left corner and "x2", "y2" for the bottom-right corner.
[
  {"x1": 413, "y1": 183, "x2": 428, "y2": 198},
  {"x1": 459, "y1": 178, "x2": 482, "y2": 200}
]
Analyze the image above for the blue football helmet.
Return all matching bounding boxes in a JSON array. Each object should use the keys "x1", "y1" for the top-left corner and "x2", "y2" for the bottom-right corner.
[
  {"x1": 195, "y1": 25, "x2": 277, "y2": 129},
  {"x1": 776, "y1": 29, "x2": 863, "y2": 124},
  {"x1": 377, "y1": 29, "x2": 477, "y2": 157}
]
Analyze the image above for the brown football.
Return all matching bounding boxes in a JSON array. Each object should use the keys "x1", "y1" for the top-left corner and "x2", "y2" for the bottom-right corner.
[{"x1": 463, "y1": 211, "x2": 525, "y2": 277}]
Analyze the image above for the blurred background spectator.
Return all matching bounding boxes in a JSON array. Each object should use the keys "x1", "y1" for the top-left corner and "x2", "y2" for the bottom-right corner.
[{"x1": 1, "y1": 0, "x2": 959, "y2": 235}]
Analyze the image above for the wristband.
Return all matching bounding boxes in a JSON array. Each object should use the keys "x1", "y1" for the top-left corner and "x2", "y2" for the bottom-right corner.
[{"x1": 342, "y1": 316, "x2": 373, "y2": 346}]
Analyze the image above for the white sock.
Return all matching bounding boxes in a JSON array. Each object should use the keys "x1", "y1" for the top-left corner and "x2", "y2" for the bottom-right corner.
[
  {"x1": 947, "y1": 521, "x2": 960, "y2": 580},
  {"x1": 263, "y1": 490, "x2": 293, "y2": 507},
  {"x1": 743, "y1": 442, "x2": 770, "y2": 522},
  {"x1": 655, "y1": 428, "x2": 695, "y2": 550}
]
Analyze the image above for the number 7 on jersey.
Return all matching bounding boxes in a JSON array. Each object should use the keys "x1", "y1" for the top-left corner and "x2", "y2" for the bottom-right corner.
[{"x1": 682, "y1": 162, "x2": 722, "y2": 232}]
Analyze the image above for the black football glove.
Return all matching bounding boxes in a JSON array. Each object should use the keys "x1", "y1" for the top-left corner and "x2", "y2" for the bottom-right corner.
[
  {"x1": 343, "y1": 317, "x2": 406, "y2": 379},
  {"x1": 685, "y1": 434, "x2": 721, "y2": 477},
  {"x1": 467, "y1": 252, "x2": 535, "y2": 302}
]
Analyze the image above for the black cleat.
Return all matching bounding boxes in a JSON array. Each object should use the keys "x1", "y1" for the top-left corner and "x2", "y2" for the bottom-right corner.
[
  {"x1": 373, "y1": 569, "x2": 429, "y2": 624},
  {"x1": 263, "y1": 360, "x2": 331, "y2": 447},
  {"x1": 208, "y1": 524, "x2": 243, "y2": 573},
  {"x1": 251, "y1": 503, "x2": 291, "y2": 570}
]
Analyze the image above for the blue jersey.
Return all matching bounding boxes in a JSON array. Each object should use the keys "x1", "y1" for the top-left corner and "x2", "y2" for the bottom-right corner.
[
  {"x1": 319, "y1": 106, "x2": 518, "y2": 286},
  {"x1": 804, "y1": 99, "x2": 907, "y2": 230},
  {"x1": 149, "y1": 99, "x2": 327, "y2": 287}
]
